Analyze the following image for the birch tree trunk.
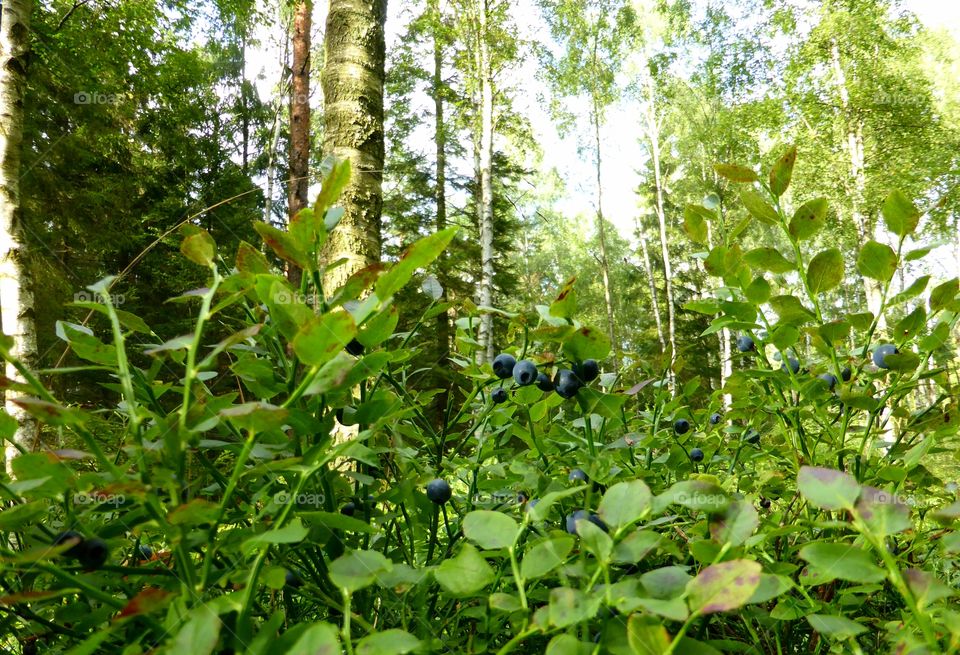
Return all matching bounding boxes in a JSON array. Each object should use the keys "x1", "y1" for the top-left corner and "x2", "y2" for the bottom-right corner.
[
  {"x1": 476, "y1": 0, "x2": 495, "y2": 364},
  {"x1": 644, "y1": 91, "x2": 677, "y2": 389},
  {"x1": 635, "y1": 216, "x2": 666, "y2": 353},
  {"x1": 831, "y1": 40, "x2": 884, "y2": 329},
  {"x1": 0, "y1": 0, "x2": 37, "y2": 466},
  {"x1": 321, "y1": 0, "x2": 387, "y2": 291}
]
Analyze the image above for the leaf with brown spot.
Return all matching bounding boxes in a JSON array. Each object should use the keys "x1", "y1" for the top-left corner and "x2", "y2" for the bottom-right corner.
[
  {"x1": 769, "y1": 146, "x2": 797, "y2": 197},
  {"x1": 115, "y1": 588, "x2": 174, "y2": 620}
]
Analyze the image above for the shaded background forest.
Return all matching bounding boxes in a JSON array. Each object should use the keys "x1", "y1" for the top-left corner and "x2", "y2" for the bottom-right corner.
[{"x1": 18, "y1": 0, "x2": 960, "y2": 404}]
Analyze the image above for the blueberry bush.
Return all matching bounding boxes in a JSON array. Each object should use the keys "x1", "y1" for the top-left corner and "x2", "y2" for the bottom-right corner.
[{"x1": 1, "y1": 153, "x2": 959, "y2": 654}]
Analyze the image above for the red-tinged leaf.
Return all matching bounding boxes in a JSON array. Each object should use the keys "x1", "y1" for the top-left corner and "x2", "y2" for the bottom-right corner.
[
  {"x1": 687, "y1": 560, "x2": 762, "y2": 614},
  {"x1": 0, "y1": 590, "x2": 79, "y2": 605},
  {"x1": 769, "y1": 146, "x2": 797, "y2": 197},
  {"x1": 236, "y1": 241, "x2": 271, "y2": 275},
  {"x1": 115, "y1": 588, "x2": 174, "y2": 620}
]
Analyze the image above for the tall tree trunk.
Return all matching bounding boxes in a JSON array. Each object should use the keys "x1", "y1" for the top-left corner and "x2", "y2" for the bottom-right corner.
[
  {"x1": 635, "y1": 216, "x2": 666, "y2": 353},
  {"x1": 431, "y1": 0, "x2": 451, "y2": 419},
  {"x1": 645, "y1": 94, "x2": 677, "y2": 389},
  {"x1": 321, "y1": 0, "x2": 387, "y2": 291},
  {"x1": 831, "y1": 40, "x2": 883, "y2": 329},
  {"x1": 591, "y1": 102, "x2": 619, "y2": 372},
  {"x1": 0, "y1": 0, "x2": 37, "y2": 467},
  {"x1": 288, "y1": 0, "x2": 311, "y2": 286},
  {"x1": 475, "y1": 0, "x2": 495, "y2": 364},
  {"x1": 241, "y1": 35, "x2": 249, "y2": 175}
]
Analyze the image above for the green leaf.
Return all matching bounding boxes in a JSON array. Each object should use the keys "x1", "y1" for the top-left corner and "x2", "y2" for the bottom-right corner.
[
  {"x1": 890, "y1": 276, "x2": 930, "y2": 306},
  {"x1": 714, "y1": 163, "x2": 758, "y2": 183},
  {"x1": 463, "y1": 511, "x2": 519, "y2": 550},
  {"x1": 292, "y1": 310, "x2": 357, "y2": 367},
  {"x1": 521, "y1": 535, "x2": 575, "y2": 580},
  {"x1": 549, "y1": 276, "x2": 577, "y2": 319},
  {"x1": 527, "y1": 486, "x2": 586, "y2": 522},
  {"x1": 788, "y1": 198, "x2": 828, "y2": 240},
  {"x1": 683, "y1": 299, "x2": 721, "y2": 314},
  {"x1": 740, "y1": 189, "x2": 779, "y2": 225},
  {"x1": 598, "y1": 480, "x2": 652, "y2": 529},
  {"x1": 768, "y1": 146, "x2": 797, "y2": 197},
  {"x1": 744, "y1": 276, "x2": 771, "y2": 304},
  {"x1": 548, "y1": 587, "x2": 601, "y2": 628},
  {"x1": 904, "y1": 569, "x2": 954, "y2": 608},
  {"x1": 357, "y1": 305, "x2": 398, "y2": 348},
  {"x1": 612, "y1": 530, "x2": 660, "y2": 564},
  {"x1": 806, "y1": 614, "x2": 867, "y2": 640},
  {"x1": 798, "y1": 543, "x2": 885, "y2": 583},
  {"x1": 881, "y1": 190, "x2": 920, "y2": 238},
  {"x1": 545, "y1": 634, "x2": 591, "y2": 655},
  {"x1": 709, "y1": 499, "x2": 759, "y2": 547},
  {"x1": 856, "y1": 241, "x2": 898, "y2": 282},
  {"x1": 329, "y1": 550, "x2": 393, "y2": 592},
  {"x1": 218, "y1": 402, "x2": 288, "y2": 433},
  {"x1": 854, "y1": 486, "x2": 911, "y2": 537},
  {"x1": 744, "y1": 247, "x2": 795, "y2": 273},
  {"x1": 883, "y1": 352, "x2": 920, "y2": 371},
  {"x1": 769, "y1": 295, "x2": 815, "y2": 324},
  {"x1": 797, "y1": 467, "x2": 860, "y2": 511},
  {"x1": 641, "y1": 566, "x2": 693, "y2": 600},
  {"x1": 686, "y1": 560, "x2": 762, "y2": 614},
  {"x1": 434, "y1": 544, "x2": 494, "y2": 596},
  {"x1": 376, "y1": 227, "x2": 459, "y2": 299},
  {"x1": 242, "y1": 518, "x2": 310, "y2": 554},
  {"x1": 171, "y1": 603, "x2": 222, "y2": 655},
  {"x1": 818, "y1": 321, "x2": 850, "y2": 344},
  {"x1": 286, "y1": 622, "x2": 341, "y2": 655},
  {"x1": 930, "y1": 278, "x2": 959, "y2": 312},
  {"x1": 747, "y1": 574, "x2": 793, "y2": 604},
  {"x1": 658, "y1": 480, "x2": 730, "y2": 513},
  {"x1": 562, "y1": 325, "x2": 611, "y2": 361},
  {"x1": 577, "y1": 519, "x2": 613, "y2": 561},
  {"x1": 180, "y1": 227, "x2": 216, "y2": 267},
  {"x1": 893, "y1": 306, "x2": 926, "y2": 341},
  {"x1": 847, "y1": 312, "x2": 874, "y2": 331},
  {"x1": 236, "y1": 241, "x2": 272, "y2": 275},
  {"x1": 254, "y1": 222, "x2": 307, "y2": 268},
  {"x1": 355, "y1": 629, "x2": 421, "y2": 655},
  {"x1": 683, "y1": 205, "x2": 712, "y2": 244},
  {"x1": 627, "y1": 614, "x2": 672, "y2": 654},
  {"x1": 807, "y1": 248, "x2": 843, "y2": 294},
  {"x1": 314, "y1": 158, "x2": 351, "y2": 212}
]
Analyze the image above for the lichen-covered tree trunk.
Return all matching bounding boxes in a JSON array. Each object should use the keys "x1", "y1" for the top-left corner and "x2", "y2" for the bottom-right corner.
[
  {"x1": 321, "y1": 0, "x2": 387, "y2": 291},
  {"x1": 0, "y1": 0, "x2": 37, "y2": 467}
]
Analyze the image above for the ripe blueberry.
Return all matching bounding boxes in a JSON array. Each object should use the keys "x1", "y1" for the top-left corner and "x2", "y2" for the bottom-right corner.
[
  {"x1": 512, "y1": 360, "x2": 538, "y2": 386},
  {"x1": 77, "y1": 538, "x2": 109, "y2": 571},
  {"x1": 565, "y1": 510, "x2": 607, "y2": 535},
  {"x1": 744, "y1": 429, "x2": 760, "y2": 445},
  {"x1": 491, "y1": 387, "x2": 508, "y2": 404},
  {"x1": 137, "y1": 544, "x2": 153, "y2": 561},
  {"x1": 760, "y1": 497, "x2": 771, "y2": 509},
  {"x1": 781, "y1": 357, "x2": 800, "y2": 374},
  {"x1": 492, "y1": 353, "x2": 517, "y2": 379},
  {"x1": 426, "y1": 479, "x2": 452, "y2": 505},
  {"x1": 576, "y1": 359, "x2": 600, "y2": 382},
  {"x1": 516, "y1": 491, "x2": 528, "y2": 504},
  {"x1": 285, "y1": 569, "x2": 304, "y2": 588},
  {"x1": 525, "y1": 499, "x2": 539, "y2": 514},
  {"x1": 736, "y1": 335, "x2": 756, "y2": 352},
  {"x1": 818, "y1": 373, "x2": 838, "y2": 390},
  {"x1": 554, "y1": 369, "x2": 581, "y2": 399},
  {"x1": 535, "y1": 372, "x2": 554, "y2": 392},
  {"x1": 841, "y1": 366, "x2": 852, "y2": 381},
  {"x1": 873, "y1": 344, "x2": 898, "y2": 369},
  {"x1": 345, "y1": 338, "x2": 365, "y2": 356},
  {"x1": 53, "y1": 531, "x2": 85, "y2": 558},
  {"x1": 690, "y1": 447, "x2": 704, "y2": 462},
  {"x1": 709, "y1": 413, "x2": 722, "y2": 425},
  {"x1": 341, "y1": 501, "x2": 357, "y2": 516},
  {"x1": 674, "y1": 418, "x2": 690, "y2": 435},
  {"x1": 569, "y1": 468, "x2": 588, "y2": 483}
]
